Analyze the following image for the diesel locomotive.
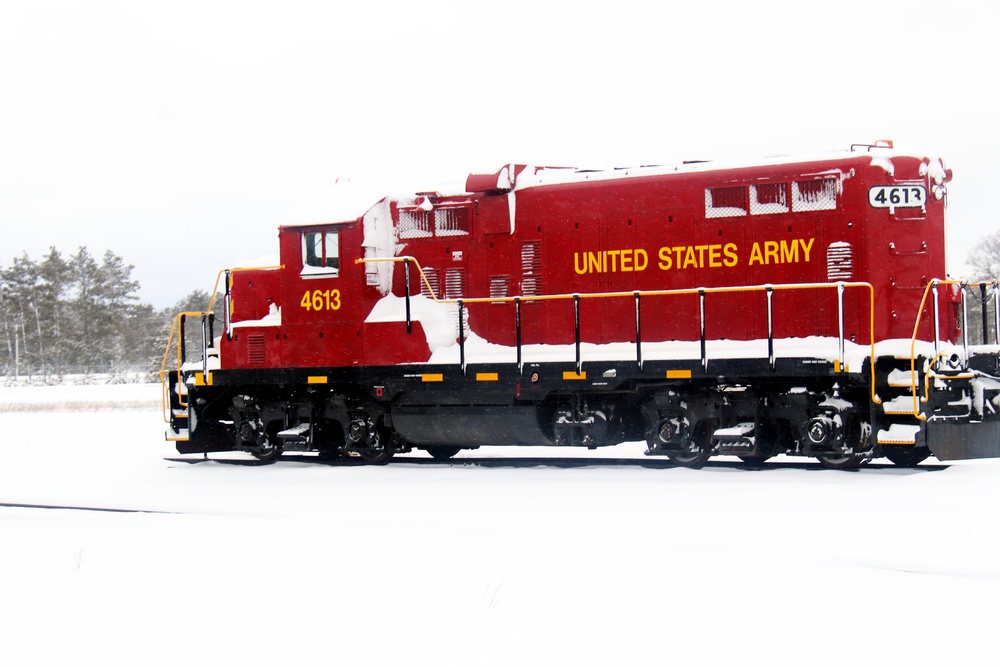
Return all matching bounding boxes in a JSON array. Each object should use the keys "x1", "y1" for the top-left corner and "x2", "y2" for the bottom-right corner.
[{"x1": 162, "y1": 141, "x2": 1000, "y2": 467}]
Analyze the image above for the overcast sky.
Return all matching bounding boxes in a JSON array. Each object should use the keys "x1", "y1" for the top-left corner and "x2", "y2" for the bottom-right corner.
[{"x1": 2, "y1": 0, "x2": 997, "y2": 307}]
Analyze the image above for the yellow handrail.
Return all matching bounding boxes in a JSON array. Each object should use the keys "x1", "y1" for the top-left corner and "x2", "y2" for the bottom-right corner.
[
  {"x1": 907, "y1": 279, "x2": 997, "y2": 421},
  {"x1": 159, "y1": 310, "x2": 209, "y2": 420},
  {"x1": 159, "y1": 258, "x2": 999, "y2": 427},
  {"x1": 206, "y1": 265, "x2": 285, "y2": 314},
  {"x1": 357, "y1": 256, "x2": 879, "y2": 403},
  {"x1": 160, "y1": 265, "x2": 286, "y2": 422}
]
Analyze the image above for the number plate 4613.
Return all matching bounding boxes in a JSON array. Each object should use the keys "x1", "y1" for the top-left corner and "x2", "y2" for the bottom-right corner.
[{"x1": 868, "y1": 184, "x2": 927, "y2": 209}]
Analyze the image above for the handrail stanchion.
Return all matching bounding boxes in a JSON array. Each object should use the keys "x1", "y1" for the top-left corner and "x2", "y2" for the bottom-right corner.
[
  {"x1": 404, "y1": 258, "x2": 412, "y2": 334},
  {"x1": 458, "y1": 299, "x2": 465, "y2": 374},
  {"x1": 201, "y1": 313, "x2": 209, "y2": 378},
  {"x1": 766, "y1": 286, "x2": 775, "y2": 370},
  {"x1": 515, "y1": 297, "x2": 522, "y2": 372},
  {"x1": 994, "y1": 280, "x2": 1000, "y2": 346},
  {"x1": 179, "y1": 314, "x2": 187, "y2": 366},
  {"x1": 961, "y1": 281, "x2": 969, "y2": 362},
  {"x1": 699, "y1": 289, "x2": 707, "y2": 372},
  {"x1": 574, "y1": 294, "x2": 582, "y2": 374},
  {"x1": 931, "y1": 280, "x2": 941, "y2": 361},
  {"x1": 836, "y1": 282, "x2": 845, "y2": 371},
  {"x1": 224, "y1": 269, "x2": 232, "y2": 340},
  {"x1": 634, "y1": 291, "x2": 642, "y2": 372},
  {"x1": 981, "y1": 282, "x2": 989, "y2": 346}
]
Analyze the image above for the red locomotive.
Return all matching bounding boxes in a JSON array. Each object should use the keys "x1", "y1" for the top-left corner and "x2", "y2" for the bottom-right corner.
[{"x1": 162, "y1": 141, "x2": 1000, "y2": 467}]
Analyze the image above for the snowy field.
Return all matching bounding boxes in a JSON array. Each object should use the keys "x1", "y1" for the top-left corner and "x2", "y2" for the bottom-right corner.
[{"x1": 1, "y1": 383, "x2": 999, "y2": 666}]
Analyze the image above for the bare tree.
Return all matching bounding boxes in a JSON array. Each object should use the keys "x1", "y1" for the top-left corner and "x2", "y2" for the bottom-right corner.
[
  {"x1": 967, "y1": 230, "x2": 1000, "y2": 281},
  {"x1": 964, "y1": 231, "x2": 1000, "y2": 345}
]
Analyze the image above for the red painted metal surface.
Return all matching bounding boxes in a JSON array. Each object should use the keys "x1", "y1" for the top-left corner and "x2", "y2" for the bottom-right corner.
[{"x1": 219, "y1": 148, "x2": 952, "y2": 370}]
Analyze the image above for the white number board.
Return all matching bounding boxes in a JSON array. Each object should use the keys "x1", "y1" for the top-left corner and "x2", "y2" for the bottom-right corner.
[{"x1": 868, "y1": 184, "x2": 927, "y2": 209}]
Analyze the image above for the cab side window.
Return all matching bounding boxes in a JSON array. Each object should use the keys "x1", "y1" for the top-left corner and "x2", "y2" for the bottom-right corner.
[{"x1": 302, "y1": 231, "x2": 339, "y2": 276}]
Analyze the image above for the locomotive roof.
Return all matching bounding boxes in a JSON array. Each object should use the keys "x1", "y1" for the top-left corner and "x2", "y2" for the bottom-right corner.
[
  {"x1": 280, "y1": 146, "x2": 948, "y2": 228},
  {"x1": 504, "y1": 147, "x2": 947, "y2": 192}
]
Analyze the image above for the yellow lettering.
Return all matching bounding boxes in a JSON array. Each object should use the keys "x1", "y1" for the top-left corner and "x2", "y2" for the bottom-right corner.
[
  {"x1": 724, "y1": 243, "x2": 738, "y2": 267},
  {"x1": 607, "y1": 250, "x2": 621, "y2": 272},
  {"x1": 621, "y1": 249, "x2": 633, "y2": 272},
  {"x1": 673, "y1": 247, "x2": 685, "y2": 267},
  {"x1": 300, "y1": 289, "x2": 342, "y2": 312},
  {"x1": 764, "y1": 241, "x2": 779, "y2": 265},
  {"x1": 695, "y1": 245, "x2": 708, "y2": 267},
  {"x1": 800, "y1": 237, "x2": 814, "y2": 262},
  {"x1": 588, "y1": 251, "x2": 602, "y2": 274},
  {"x1": 708, "y1": 245, "x2": 722, "y2": 268},
  {"x1": 658, "y1": 247, "x2": 672, "y2": 270},
  {"x1": 635, "y1": 249, "x2": 648, "y2": 271},
  {"x1": 779, "y1": 239, "x2": 798, "y2": 264},
  {"x1": 574, "y1": 252, "x2": 588, "y2": 275},
  {"x1": 749, "y1": 242, "x2": 763, "y2": 266},
  {"x1": 683, "y1": 246, "x2": 697, "y2": 269}
]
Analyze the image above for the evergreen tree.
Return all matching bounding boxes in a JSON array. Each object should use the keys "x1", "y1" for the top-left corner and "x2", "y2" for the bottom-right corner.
[
  {"x1": 0, "y1": 254, "x2": 46, "y2": 379},
  {"x1": 0, "y1": 245, "x2": 205, "y2": 381},
  {"x1": 36, "y1": 248, "x2": 71, "y2": 375},
  {"x1": 64, "y1": 247, "x2": 141, "y2": 371}
]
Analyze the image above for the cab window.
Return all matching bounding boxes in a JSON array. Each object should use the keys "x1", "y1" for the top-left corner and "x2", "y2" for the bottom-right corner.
[{"x1": 302, "y1": 231, "x2": 339, "y2": 277}]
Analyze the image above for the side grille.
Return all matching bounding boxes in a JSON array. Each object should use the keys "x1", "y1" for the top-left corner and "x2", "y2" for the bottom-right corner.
[
  {"x1": 435, "y1": 207, "x2": 471, "y2": 236},
  {"x1": 490, "y1": 276, "x2": 510, "y2": 301},
  {"x1": 826, "y1": 242, "x2": 853, "y2": 281},
  {"x1": 398, "y1": 210, "x2": 433, "y2": 238},
  {"x1": 793, "y1": 177, "x2": 839, "y2": 212},
  {"x1": 521, "y1": 241, "x2": 541, "y2": 296},
  {"x1": 247, "y1": 333, "x2": 267, "y2": 366},
  {"x1": 420, "y1": 269, "x2": 440, "y2": 298},
  {"x1": 445, "y1": 269, "x2": 465, "y2": 299}
]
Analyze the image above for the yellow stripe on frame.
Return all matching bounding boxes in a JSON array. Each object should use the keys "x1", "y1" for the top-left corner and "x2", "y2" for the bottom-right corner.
[
  {"x1": 422, "y1": 373, "x2": 444, "y2": 383},
  {"x1": 563, "y1": 371, "x2": 587, "y2": 381},
  {"x1": 307, "y1": 376, "x2": 328, "y2": 384},
  {"x1": 666, "y1": 370, "x2": 692, "y2": 379},
  {"x1": 194, "y1": 372, "x2": 214, "y2": 386},
  {"x1": 476, "y1": 372, "x2": 499, "y2": 382}
]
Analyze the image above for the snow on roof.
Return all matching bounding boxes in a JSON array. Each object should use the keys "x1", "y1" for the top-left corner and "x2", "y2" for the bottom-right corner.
[
  {"x1": 508, "y1": 147, "x2": 933, "y2": 192},
  {"x1": 280, "y1": 178, "x2": 389, "y2": 227},
  {"x1": 280, "y1": 146, "x2": 946, "y2": 227}
]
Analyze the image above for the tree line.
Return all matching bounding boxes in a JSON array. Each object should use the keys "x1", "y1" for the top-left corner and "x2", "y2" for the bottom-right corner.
[{"x1": 0, "y1": 247, "x2": 208, "y2": 382}]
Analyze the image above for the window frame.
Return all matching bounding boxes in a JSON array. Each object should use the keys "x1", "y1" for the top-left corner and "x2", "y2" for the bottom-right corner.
[{"x1": 301, "y1": 230, "x2": 340, "y2": 278}]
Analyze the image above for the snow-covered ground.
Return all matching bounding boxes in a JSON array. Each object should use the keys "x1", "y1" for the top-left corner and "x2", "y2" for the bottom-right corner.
[{"x1": 1, "y1": 383, "x2": 998, "y2": 666}]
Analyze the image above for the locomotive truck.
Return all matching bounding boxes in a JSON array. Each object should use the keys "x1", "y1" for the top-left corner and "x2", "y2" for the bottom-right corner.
[{"x1": 162, "y1": 141, "x2": 1000, "y2": 468}]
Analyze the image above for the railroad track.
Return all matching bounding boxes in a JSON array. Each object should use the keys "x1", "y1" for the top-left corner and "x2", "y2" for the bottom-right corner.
[{"x1": 164, "y1": 454, "x2": 949, "y2": 473}]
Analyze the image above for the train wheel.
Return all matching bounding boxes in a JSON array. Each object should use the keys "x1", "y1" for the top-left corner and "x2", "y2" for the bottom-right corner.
[
  {"x1": 668, "y1": 449, "x2": 712, "y2": 467},
  {"x1": 355, "y1": 424, "x2": 396, "y2": 465},
  {"x1": 816, "y1": 416, "x2": 871, "y2": 470},
  {"x1": 424, "y1": 446, "x2": 462, "y2": 461},
  {"x1": 667, "y1": 421, "x2": 713, "y2": 468},
  {"x1": 882, "y1": 445, "x2": 931, "y2": 467},
  {"x1": 250, "y1": 441, "x2": 282, "y2": 463},
  {"x1": 816, "y1": 452, "x2": 866, "y2": 470}
]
